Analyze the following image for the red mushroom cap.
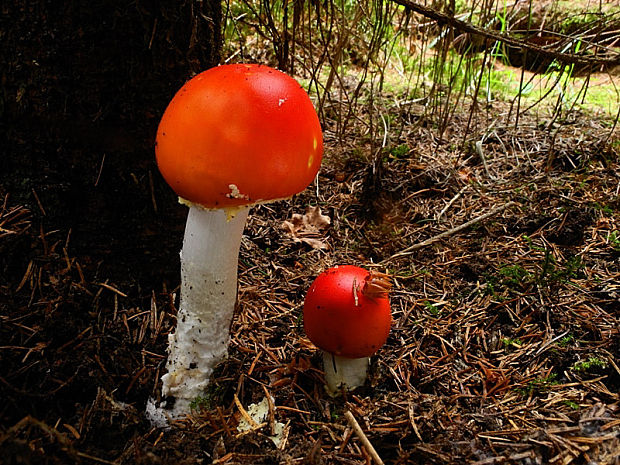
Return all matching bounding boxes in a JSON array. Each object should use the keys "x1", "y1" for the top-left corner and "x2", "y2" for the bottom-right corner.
[
  {"x1": 303, "y1": 265, "x2": 392, "y2": 359},
  {"x1": 155, "y1": 64, "x2": 323, "y2": 208}
]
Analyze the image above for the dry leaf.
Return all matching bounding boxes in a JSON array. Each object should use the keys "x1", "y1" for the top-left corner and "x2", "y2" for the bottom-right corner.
[
  {"x1": 282, "y1": 206, "x2": 330, "y2": 249},
  {"x1": 457, "y1": 167, "x2": 472, "y2": 181}
]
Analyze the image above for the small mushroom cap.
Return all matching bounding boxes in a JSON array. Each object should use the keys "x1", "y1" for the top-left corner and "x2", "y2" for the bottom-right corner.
[
  {"x1": 155, "y1": 64, "x2": 323, "y2": 209},
  {"x1": 303, "y1": 265, "x2": 391, "y2": 359}
]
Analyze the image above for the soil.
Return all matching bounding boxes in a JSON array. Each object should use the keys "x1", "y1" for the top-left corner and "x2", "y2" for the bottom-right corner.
[{"x1": 1, "y1": 3, "x2": 619, "y2": 465}]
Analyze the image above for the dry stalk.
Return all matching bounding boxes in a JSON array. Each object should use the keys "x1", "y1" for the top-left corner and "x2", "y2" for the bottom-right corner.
[
  {"x1": 344, "y1": 410, "x2": 385, "y2": 465},
  {"x1": 384, "y1": 201, "x2": 517, "y2": 262}
]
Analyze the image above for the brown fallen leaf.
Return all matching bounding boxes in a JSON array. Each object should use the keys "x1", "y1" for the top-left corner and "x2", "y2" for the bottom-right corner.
[{"x1": 282, "y1": 206, "x2": 331, "y2": 250}]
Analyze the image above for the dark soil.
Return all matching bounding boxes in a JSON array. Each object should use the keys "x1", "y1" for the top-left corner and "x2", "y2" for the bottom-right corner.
[{"x1": 2, "y1": 2, "x2": 619, "y2": 465}]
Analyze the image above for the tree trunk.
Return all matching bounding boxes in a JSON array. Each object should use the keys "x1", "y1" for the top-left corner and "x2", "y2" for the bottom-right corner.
[{"x1": 0, "y1": 0, "x2": 222, "y2": 284}]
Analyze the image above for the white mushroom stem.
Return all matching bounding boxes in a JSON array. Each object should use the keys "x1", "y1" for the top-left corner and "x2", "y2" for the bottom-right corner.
[
  {"x1": 322, "y1": 351, "x2": 370, "y2": 395},
  {"x1": 154, "y1": 204, "x2": 249, "y2": 419}
]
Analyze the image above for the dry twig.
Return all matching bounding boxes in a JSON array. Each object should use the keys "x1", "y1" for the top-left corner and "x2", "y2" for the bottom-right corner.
[
  {"x1": 385, "y1": 201, "x2": 517, "y2": 261},
  {"x1": 344, "y1": 410, "x2": 385, "y2": 465}
]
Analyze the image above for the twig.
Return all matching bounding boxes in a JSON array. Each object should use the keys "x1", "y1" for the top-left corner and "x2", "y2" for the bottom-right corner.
[
  {"x1": 96, "y1": 282, "x2": 128, "y2": 298},
  {"x1": 384, "y1": 201, "x2": 517, "y2": 262},
  {"x1": 344, "y1": 410, "x2": 385, "y2": 465},
  {"x1": 31, "y1": 188, "x2": 46, "y2": 216},
  {"x1": 234, "y1": 394, "x2": 259, "y2": 429},
  {"x1": 76, "y1": 451, "x2": 119, "y2": 465},
  {"x1": 389, "y1": 0, "x2": 619, "y2": 67},
  {"x1": 475, "y1": 140, "x2": 494, "y2": 180},
  {"x1": 436, "y1": 185, "x2": 468, "y2": 221},
  {"x1": 94, "y1": 153, "x2": 106, "y2": 187},
  {"x1": 534, "y1": 330, "x2": 570, "y2": 356}
]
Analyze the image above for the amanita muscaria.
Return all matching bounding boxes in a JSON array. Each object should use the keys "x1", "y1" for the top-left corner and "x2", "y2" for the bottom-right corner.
[
  {"x1": 303, "y1": 265, "x2": 392, "y2": 394},
  {"x1": 147, "y1": 64, "x2": 323, "y2": 422}
]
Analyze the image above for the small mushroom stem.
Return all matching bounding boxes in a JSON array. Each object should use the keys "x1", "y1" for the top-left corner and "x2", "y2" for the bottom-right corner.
[
  {"x1": 157, "y1": 204, "x2": 249, "y2": 418},
  {"x1": 322, "y1": 351, "x2": 370, "y2": 395}
]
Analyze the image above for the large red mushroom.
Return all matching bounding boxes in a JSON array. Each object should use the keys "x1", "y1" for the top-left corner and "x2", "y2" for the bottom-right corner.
[
  {"x1": 147, "y1": 64, "x2": 323, "y2": 423},
  {"x1": 303, "y1": 265, "x2": 392, "y2": 394}
]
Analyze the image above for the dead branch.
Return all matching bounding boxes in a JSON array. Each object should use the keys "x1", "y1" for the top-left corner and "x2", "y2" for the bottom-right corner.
[
  {"x1": 390, "y1": 0, "x2": 620, "y2": 67},
  {"x1": 384, "y1": 201, "x2": 517, "y2": 262},
  {"x1": 344, "y1": 410, "x2": 385, "y2": 465}
]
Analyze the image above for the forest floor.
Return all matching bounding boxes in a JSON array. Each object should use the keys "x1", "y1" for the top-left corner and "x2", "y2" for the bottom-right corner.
[
  {"x1": 1, "y1": 3, "x2": 619, "y2": 460},
  {"x1": 2, "y1": 83, "x2": 619, "y2": 464}
]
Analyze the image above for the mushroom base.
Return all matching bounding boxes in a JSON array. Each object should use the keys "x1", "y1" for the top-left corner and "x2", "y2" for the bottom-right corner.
[
  {"x1": 322, "y1": 351, "x2": 370, "y2": 395},
  {"x1": 147, "y1": 205, "x2": 249, "y2": 424}
]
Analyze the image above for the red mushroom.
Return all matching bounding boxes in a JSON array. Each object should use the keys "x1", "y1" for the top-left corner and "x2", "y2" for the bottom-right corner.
[
  {"x1": 156, "y1": 64, "x2": 322, "y2": 209},
  {"x1": 303, "y1": 265, "x2": 392, "y2": 394},
  {"x1": 147, "y1": 64, "x2": 323, "y2": 422}
]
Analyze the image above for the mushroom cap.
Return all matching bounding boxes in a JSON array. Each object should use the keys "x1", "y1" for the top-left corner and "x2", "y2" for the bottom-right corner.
[
  {"x1": 155, "y1": 64, "x2": 323, "y2": 209},
  {"x1": 303, "y1": 265, "x2": 391, "y2": 359}
]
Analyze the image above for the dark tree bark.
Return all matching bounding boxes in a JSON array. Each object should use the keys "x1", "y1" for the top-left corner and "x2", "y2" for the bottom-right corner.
[
  {"x1": 0, "y1": 0, "x2": 222, "y2": 284},
  {"x1": 1, "y1": 0, "x2": 222, "y2": 135}
]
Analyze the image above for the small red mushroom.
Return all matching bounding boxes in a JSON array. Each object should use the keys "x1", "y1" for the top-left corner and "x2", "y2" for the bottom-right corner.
[{"x1": 303, "y1": 265, "x2": 392, "y2": 393}]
